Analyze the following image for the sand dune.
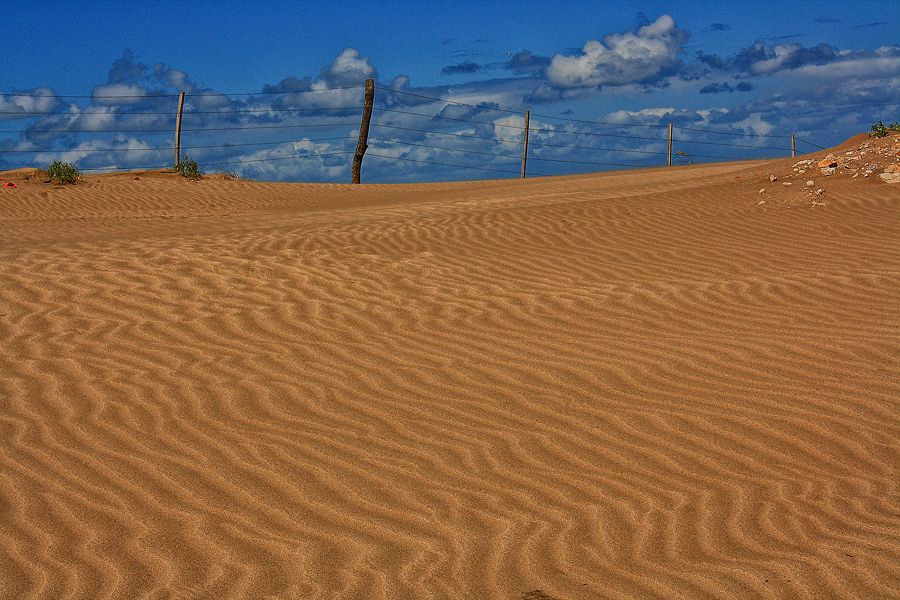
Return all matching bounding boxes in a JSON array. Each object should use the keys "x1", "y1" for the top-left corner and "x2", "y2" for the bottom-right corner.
[{"x1": 1, "y1": 140, "x2": 898, "y2": 599}]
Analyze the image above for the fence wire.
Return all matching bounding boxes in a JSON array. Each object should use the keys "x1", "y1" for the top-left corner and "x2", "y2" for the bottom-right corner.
[{"x1": 0, "y1": 82, "x2": 842, "y2": 181}]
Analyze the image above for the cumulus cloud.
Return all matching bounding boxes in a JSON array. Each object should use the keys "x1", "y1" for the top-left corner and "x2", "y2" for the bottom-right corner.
[
  {"x1": 738, "y1": 42, "x2": 837, "y2": 74},
  {"x1": 318, "y1": 48, "x2": 377, "y2": 87},
  {"x1": 691, "y1": 41, "x2": 841, "y2": 78},
  {"x1": 107, "y1": 50, "x2": 146, "y2": 84},
  {"x1": 0, "y1": 88, "x2": 59, "y2": 122},
  {"x1": 32, "y1": 136, "x2": 166, "y2": 170},
  {"x1": 98, "y1": 50, "x2": 199, "y2": 99},
  {"x1": 546, "y1": 15, "x2": 688, "y2": 88},
  {"x1": 92, "y1": 83, "x2": 148, "y2": 106}
]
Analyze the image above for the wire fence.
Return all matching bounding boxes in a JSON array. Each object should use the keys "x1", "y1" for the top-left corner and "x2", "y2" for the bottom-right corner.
[{"x1": 0, "y1": 82, "x2": 871, "y2": 182}]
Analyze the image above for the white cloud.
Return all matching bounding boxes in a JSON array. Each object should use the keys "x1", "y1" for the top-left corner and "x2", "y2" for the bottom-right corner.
[
  {"x1": 605, "y1": 107, "x2": 677, "y2": 124},
  {"x1": 546, "y1": 15, "x2": 687, "y2": 88},
  {"x1": 32, "y1": 137, "x2": 165, "y2": 169},
  {"x1": 0, "y1": 88, "x2": 59, "y2": 122},
  {"x1": 318, "y1": 48, "x2": 376, "y2": 87},
  {"x1": 92, "y1": 83, "x2": 147, "y2": 105},
  {"x1": 789, "y1": 55, "x2": 900, "y2": 81},
  {"x1": 77, "y1": 109, "x2": 118, "y2": 132}
]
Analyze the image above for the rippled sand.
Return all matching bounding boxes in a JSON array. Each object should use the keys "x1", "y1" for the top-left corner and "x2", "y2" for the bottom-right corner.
[{"x1": 1, "y1": 146, "x2": 898, "y2": 598}]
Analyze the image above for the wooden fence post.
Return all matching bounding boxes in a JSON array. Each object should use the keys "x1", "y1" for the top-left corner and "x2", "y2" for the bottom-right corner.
[
  {"x1": 352, "y1": 79, "x2": 375, "y2": 184},
  {"x1": 666, "y1": 123, "x2": 673, "y2": 167},
  {"x1": 791, "y1": 133, "x2": 796, "y2": 158},
  {"x1": 521, "y1": 110, "x2": 530, "y2": 178},
  {"x1": 174, "y1": 91, "x2": 185, "y2": 168}
]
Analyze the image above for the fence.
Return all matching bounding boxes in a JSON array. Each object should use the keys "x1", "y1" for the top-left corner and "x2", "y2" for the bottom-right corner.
[{"x1": 0, "y1": 80, "x2": 843, "y2": 183}]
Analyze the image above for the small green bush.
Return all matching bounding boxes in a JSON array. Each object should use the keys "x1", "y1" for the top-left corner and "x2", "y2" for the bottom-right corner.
[
  {"x1": 216, "y1": 168, "x2": 242, "y2": 180},
  {"x1": 870, "y1": 120, "x2": 900, "y2": 137},
  {"x1": 870, "y1": 121, "x2": 889, "y2": 137},
  {"x1": 173, "y1": 155, "x2": 203, "y2": 179},
  {"x1": 47, "y1": 160, "x2": 80, "y2": 184}
]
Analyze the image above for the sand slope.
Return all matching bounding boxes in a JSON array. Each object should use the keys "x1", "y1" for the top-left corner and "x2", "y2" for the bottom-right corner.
[{"x1": 1, "y1": 148, "x2": 898, "y2": 599}]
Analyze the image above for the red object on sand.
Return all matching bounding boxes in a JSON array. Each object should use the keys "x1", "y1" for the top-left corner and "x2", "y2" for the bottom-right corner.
[{"x1": 4, "y1": 182, "x2": 17, "y2": 188}]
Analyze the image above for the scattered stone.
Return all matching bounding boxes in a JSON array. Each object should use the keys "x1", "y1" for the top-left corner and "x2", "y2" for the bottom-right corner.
[
  {"x1": 820, "y1": 167, "x2": 835, "y2": 176},
  {"x1": 805, "y1": 180, "x2": 815, "y2": 186},
  {"x1": 757, "y1": 200, "x2": 766, "y2": 205},
  {"x1": 815, "y1": 188, "x2": 825, "y2": 195},
  {"x1": 782, "y1": 181, "x2": 792, "y2": 186},
  {"x1": 879, "y1": 172, "x2": 900, "y2": 184},
  {"x1": 769, "y1": 174, "x2": 778, "y2": 182},
  {"x1": 885, "y1": 164, "x2": 900, "y2": 174},
  {"x1": 758, "y1": 188, "x2": 766, "y2": 194},
  {"x1": 817, "y1": 158, "x2": 838, "y2": 168}
]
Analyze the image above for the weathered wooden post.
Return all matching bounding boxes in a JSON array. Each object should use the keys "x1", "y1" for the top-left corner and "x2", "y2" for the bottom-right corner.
[
  {"x1": 352, "y1": 79, "x2": 375, "y2": 184},
  {"x1": 521, "y1": 110, "x2": 530, "y2": 178},
  {"x1": 791, "y1": 132, "x2": 796, "y2": 158},
  {"x1": 666, "y1": 123, "x2": 673, "y2": 167},
  {"x1": 174, "y1": 91, "x2": 185, "y2": 167}
]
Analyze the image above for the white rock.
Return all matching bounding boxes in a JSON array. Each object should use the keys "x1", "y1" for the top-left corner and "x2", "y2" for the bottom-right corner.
[
  {"x1": 806, "y1": 180, "x2": 815, "y2": 186},
  {"x1": 815, "y1": 189, "x2": 825, "y2": 195},
  {"x1": 769, "y1": 174, "x2": 778, "y2": 182},
  {"x1": 782, "y1": 181, "x2": 792, "y2": 186},
  {"x1": 879, "y1": 172, "x2": 900, "y2": 184},
  {"x1": 820, "y1": 167, "x2": 835, "y2": 176},
  {"x1": 759, "y1": 188, "x2": 766, "y2": 194}
]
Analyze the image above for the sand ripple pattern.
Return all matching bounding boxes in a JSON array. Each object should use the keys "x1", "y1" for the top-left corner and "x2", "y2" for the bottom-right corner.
[{"x1": 1, "y1": 159, "x2": 898, "y2": 599}]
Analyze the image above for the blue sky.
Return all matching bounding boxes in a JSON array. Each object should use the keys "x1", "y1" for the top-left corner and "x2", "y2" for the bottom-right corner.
[{"x1": 1, "y1": 0, "x2": 898, "y2": 182}]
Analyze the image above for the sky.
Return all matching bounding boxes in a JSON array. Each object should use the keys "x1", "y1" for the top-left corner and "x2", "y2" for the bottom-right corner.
[{"x1": 1, "y1": 0, "x2": 898, "y2": 182}]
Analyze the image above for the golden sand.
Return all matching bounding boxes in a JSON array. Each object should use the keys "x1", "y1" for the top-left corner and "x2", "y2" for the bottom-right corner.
[{"x1": 1, "y1": 138, "x2": 898, "y2": 598}]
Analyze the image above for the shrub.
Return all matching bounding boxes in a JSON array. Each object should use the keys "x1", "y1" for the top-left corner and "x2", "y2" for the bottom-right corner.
[
  {"x1": 47, "y1": 160, "x2": 80, "y2": 184},
  {"x1": 870, "y1": 121, "x2": 888, "y2": 137},
  {"x1": 216, "y1": 168, "x2": 242, "y2": 180},
  {"x1": 173, "y1": 155, "x2": 203, "y2": 179},
  {"x1": 890, "y1": 122, "x2": 900, "y2": 132}
]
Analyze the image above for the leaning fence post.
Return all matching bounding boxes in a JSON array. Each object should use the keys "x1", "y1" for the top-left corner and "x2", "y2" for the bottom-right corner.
[
  {"x1": 791, "y1": 132, "x2": 796, "y2": 158},
  {"x1": 666, "y1": 123, "x2": 673, "y2": 167},
  {"x1": 521, "y1": 110, "x2": 530, "y2": 178},
  {"x1": 352, "y1": 79, "x2": 375, "y2": 184},
  {"x1": 174, "y1": 91, "x2": 185, "y2": 168}
]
